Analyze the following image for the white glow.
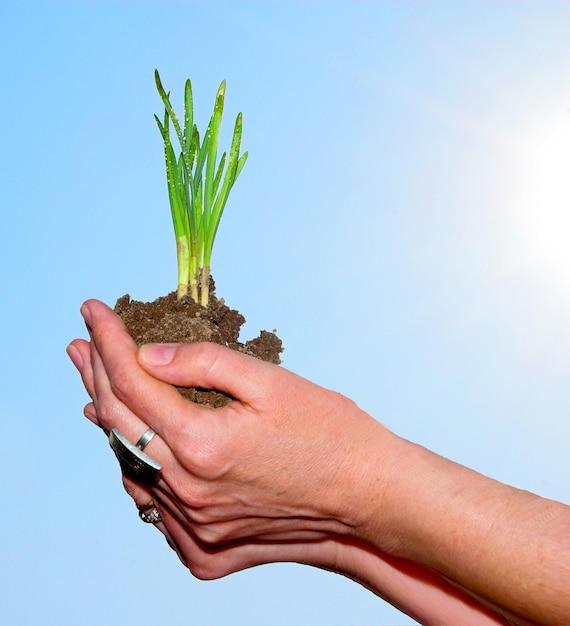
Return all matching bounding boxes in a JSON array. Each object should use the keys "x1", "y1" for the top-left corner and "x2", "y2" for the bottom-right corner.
[{"x1": 508, "y1": 109, "x2": 570, "y2": 288}]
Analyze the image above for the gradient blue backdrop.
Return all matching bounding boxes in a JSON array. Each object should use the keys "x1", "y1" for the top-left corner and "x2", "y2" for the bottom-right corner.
[{"x1": 2, "y1": 2, "x2": 570, "y2": 624}]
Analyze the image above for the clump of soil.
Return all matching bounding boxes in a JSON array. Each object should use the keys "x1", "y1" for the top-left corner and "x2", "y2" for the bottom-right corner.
[{"x1": 115, "y1": 278, "x2": 283, "y2": 408}]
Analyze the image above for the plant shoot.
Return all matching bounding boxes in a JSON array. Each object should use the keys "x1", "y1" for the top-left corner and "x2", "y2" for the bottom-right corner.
[{"x1": 154, "y1": 69, "x2": 248, "y2": 305}]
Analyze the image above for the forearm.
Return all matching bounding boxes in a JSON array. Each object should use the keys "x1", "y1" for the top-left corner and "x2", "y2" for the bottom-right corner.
[
  {"x1": 333, "y1": 537, "x2": 508, "y2": 624},
  {"x1": 354, "y1": 431, "x2": 570, "y2": 624}
]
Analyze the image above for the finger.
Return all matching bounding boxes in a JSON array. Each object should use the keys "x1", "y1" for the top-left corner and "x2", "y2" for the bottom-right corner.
[
  {"x1": 81, "y1": 299, "x2": 196, "y2": 442},
  {"x1": 149, "y1": 483, "x2": 334, "y2": 548},
  {"x1": 87, "y1": 336, "x2": 175, "y2": 474},
  {"x1": 89, "y1": 339, "x2": 128, "y2": 431},
  {"x1": 83, "y1": 401, "x2": 101, "y2": 427},
  {"x1": 67, "y1": 339, "x2": 103, "y2": 429},
  {"x1": 137, "y1": 341, "x2": 281, "y2": 404},
  {"x1": 67, "y1": 339, "x2": 96, "y2": 400},
  {"x1": 156, "y1": 513, "x2": 339, "y2": 580},
  {"x1": 124, "y1": 477, "x2": 192, "y2": 530},
  {"x1": 122, "y1": 475, "x2": 154, "y2": 508},
  {"x1": 120, "y1": 478, "x2": 184, "y2": 561},
  {"x1": 160, "y1": 521, "x2": 507, "y2": 626}
]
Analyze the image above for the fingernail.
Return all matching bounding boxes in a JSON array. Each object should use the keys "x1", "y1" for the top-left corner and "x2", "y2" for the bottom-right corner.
[
  {"x1": 80, "y1": 303, "x2": 93, "y2": 329},
  {"x1": 139, "y1": 343, "x2": 177, "y2": 365},
  {"x1": 66, "y1": 344, "x2": 84, "y2": 371},
  {"x1": 83, "y1": 404, "x2": 98, "y2": 423},
  {"x1": 84, "y1": 405, "x2": 93, "y2": 418}
]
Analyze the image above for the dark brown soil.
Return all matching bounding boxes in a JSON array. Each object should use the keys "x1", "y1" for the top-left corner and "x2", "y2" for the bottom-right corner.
[{"x1": 115, "y1": 278, "x2": 283, "y2": 408}]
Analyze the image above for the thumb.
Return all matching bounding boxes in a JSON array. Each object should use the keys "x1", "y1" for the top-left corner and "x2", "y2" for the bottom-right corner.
[{"x1": 137, "y1": 341, "x2": 273, "y2": 402}]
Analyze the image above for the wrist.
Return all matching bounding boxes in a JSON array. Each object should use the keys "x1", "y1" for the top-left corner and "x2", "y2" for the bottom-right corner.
[
  {"x1": 323, "y1": 409, "x2": 411, "y2": 552},
  {"x1": 337, "y1": 427, "x2": 475, "y2": 560},
  {"x1": 349, "y1": 434, "x2": 478, "y2": 561}
]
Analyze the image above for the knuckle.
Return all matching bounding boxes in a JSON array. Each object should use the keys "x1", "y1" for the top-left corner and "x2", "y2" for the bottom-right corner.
[
  {"x1": 191, "y1": 342, "x2": 224, "y2": 379},
  {"x1": 95, "y1": 397, "x2": 122, "y2": 428},
  {"x1": 194, "y1": 523, "x2": 228, "y2": 548},
  {"x1": 173, "y1": 425, "x2": 232, "y2": 481},
  {"x1": 173, "y1": 479, "x2": 212, "y2": 511},
  {"x1": 186, "y1": 442, "x2": 229, "y2": 480},
  {"x1": 108, "y1": 366, "x2": 135, "y2": 401},
  {"x1": 168, "y1": 471, "x2": 227, "y2": 514}
]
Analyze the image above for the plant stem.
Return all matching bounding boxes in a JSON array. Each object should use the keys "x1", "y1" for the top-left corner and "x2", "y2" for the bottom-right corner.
[
  {"x1": 176, "y1": 236, "x2": 189, "y2": 299},
  {"x1": 200, "y1": 266, "x2": 211, "y2": 307}
]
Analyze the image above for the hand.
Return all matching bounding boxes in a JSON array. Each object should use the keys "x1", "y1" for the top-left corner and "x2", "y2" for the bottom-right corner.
[
  {"x1": 68, "y1": 300, "x2": 388, "y2": 554},
  {"x1": 67, "y1": 299, "x2": 509, "y2": 624}
]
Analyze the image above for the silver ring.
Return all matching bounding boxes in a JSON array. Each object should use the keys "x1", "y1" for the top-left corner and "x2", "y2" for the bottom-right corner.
[
  {"x1": 109, "y1": 428, "x2": 162, "y2": 487},
  {"x1": 135, "y1": 428, "x2": 156, "y2": 451},
  {"x1": 138, "y1": 503, "x2": 162, "y2": 524}
]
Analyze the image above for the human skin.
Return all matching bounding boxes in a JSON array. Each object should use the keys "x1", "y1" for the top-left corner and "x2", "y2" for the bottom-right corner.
[{"x1": 67, "y1": 299, "x2": 570, "y2": 625}]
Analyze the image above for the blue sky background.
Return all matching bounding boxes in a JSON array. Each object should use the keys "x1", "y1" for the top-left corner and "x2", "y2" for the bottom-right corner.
[{"x1": 2, "y1": 2, "x2": 570, "y2": 624}]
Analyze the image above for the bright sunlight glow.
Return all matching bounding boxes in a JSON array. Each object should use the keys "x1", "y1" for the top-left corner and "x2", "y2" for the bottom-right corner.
[{"x1": 509, "y1": 108, "x2": 570, "y2": 289}]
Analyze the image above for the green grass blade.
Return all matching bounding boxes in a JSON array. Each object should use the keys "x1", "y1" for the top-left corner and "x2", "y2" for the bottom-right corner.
[
  {"x1": 155, "y1": 70, "x2": 185, "y2": 150},
  {"x1": 155, "y1": 113, "x2": 184, "y2": 235},
  {"x1": 154, "y1": 112, "x2": 166, "y2": 138},
  {"x1": 204, "y1": 81, "x2": 225, "y2": 229},
  {"x1": 155, "y1": 69, "x2": 194, "y2": 187},
  {"x1": 193, "y1": 125, "x2": 209, "y2": 187},
  {"x1": 158, "y1": 117, "x2": 191, "y2": 295},
  {"x1": 236, "y1": 151, "x2": 248, "y2": 178},
  {"x1": 203, "y1": 111, "x2": 245, "y2": 266},
  {"x1": 212, "y1": 152, "x2": 227, "y2": 199},
  {"x1": 183, "y1": 78, "x2": 194, "y2": 169}
]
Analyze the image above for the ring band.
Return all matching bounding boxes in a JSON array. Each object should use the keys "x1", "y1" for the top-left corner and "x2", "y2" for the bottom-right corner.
[{"x1": 135, "y1": 428, "x2": 156, "y2": 451}]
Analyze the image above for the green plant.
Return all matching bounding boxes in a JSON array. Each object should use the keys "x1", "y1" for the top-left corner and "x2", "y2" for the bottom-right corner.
[{"x1": 154, "y1": 69, "x2": 248, "y2": 306}]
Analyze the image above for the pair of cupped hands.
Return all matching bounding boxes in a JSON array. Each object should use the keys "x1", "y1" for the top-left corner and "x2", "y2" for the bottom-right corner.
[
  {"x1": 67, "y1": 299, "x2": 508, "y2": 625},
  {"x1": 67, "y1": 299, "x2": 384, "y2": 577}
]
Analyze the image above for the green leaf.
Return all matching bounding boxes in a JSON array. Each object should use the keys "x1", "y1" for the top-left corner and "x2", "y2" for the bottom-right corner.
[
  {"x1": 183, "y1": 78, "x2": 194, "y2": 168},
  {"x1": 204, "y1": 81, "x2": 225, "y2": 225},
  {"x1": 212, "y1": 151, "x2": 227, "y2": 199},
  {"x1": 204, "y1": 111, "x2": 246, "y2": 266}
]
